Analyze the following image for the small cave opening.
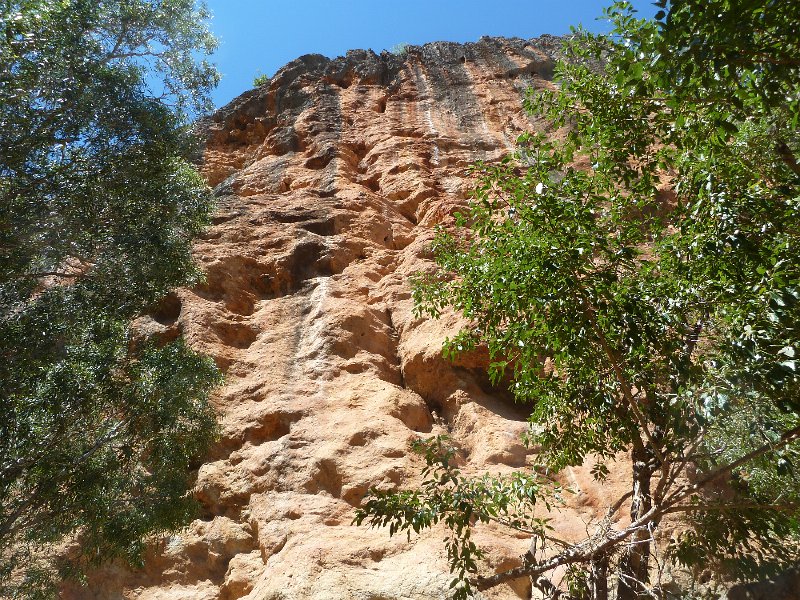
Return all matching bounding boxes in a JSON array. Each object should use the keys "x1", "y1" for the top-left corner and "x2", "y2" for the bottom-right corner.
[{"x1": 151, "y1": 292, "x2": 181, "y2": 325}]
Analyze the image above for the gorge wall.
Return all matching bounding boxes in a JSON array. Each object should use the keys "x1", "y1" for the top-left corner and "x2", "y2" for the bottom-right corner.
[{"x1": 68, "y1": 36, "x2": 643, "y2": 600}]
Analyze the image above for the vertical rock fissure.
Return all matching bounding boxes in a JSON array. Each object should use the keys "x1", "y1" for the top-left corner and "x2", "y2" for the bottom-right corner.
[{"x1": 385, "y1": 307, "x2": 406, "y2": 390}]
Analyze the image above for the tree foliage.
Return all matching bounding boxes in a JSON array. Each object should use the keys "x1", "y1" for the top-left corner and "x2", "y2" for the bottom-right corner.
[
  {"x1": 356, "y1": 1, "x2": 800, "y2": 597},
  {"x1": 0, "y1": 1, "x2": 221, "y2": 595}
]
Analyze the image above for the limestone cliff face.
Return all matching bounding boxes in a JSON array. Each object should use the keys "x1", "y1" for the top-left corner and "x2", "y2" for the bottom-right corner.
[{"x1": 68, "y1": 36, "x2": 634, "y2": 600}]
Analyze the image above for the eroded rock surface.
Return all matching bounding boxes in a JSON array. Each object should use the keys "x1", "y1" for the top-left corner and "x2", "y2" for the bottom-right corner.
[{"x1": 66, "y1": 36, "x2": 634, "y2": 600}]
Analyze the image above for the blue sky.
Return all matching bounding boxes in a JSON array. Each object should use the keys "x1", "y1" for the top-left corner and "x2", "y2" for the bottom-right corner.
[{"x1": 206, "y1": 1, "x2": 656, "y2": 109}]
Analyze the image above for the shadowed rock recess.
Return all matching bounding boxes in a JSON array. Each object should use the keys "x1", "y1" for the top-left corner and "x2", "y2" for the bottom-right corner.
[{"x1": 68, "y1": 36, "x2": 638, "y2": 600}]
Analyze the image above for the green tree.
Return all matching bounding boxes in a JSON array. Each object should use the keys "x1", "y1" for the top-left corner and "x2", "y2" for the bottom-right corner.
[
  {"x1": 253, "y1": 71, "x2": 270, "y2": 87},
  {"x1": 356, "y1": 1, "x2": 800, "y2": 598},
  {"x1": 0, "y1": 0, "x2": 221, "y2": 595}
]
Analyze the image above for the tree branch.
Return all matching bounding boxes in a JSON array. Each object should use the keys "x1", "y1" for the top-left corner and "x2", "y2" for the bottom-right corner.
[
  {"x1": 664, "y1": 423, "x2": 800, "y2": 506},
  {"x1": 0, "y1": 419, "x2": 128, "y2": 542},
  {"x1": 664, "y1": 501, "x2": 800, "y2": 514},
  {"x1": 475, "y1": 423, "x2": 800, "y2": 592},
  {"x1": 776, "y1": 141, "x2": 800, "y2": 176},
  {"x1": 578, "y1": 290, "x2": 666, "y2": 467}
]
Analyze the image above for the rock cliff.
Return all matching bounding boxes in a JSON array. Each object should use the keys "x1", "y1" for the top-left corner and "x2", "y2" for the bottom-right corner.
[{"x1": 66, "y1": 36, "x2": 639, "y2": 600}]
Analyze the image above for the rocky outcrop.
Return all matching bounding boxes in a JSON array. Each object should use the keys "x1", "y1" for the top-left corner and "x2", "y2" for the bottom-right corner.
[{"x1": 66, "y1": 36, "x2": 636, "y2": 600}]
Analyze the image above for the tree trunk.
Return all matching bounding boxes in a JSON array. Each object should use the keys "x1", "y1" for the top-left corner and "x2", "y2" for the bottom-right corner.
[
  {"x1": 591, "y1": 553, "x2": 609, "y2": 600},
  {"x1": 533, "y1": 575, "x2": 561, "y2": 599},
  {"x1": 616, "y1": 445, "x2": 653, "y2": 600}
]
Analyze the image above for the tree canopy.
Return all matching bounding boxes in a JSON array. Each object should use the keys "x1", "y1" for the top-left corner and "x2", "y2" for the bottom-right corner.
[
  {"x1": 0, "y1": 1, "x2": 221, "y2": 596},
  {"x1": 356, "y1": 1, "x2": 800, "y2": 598}
]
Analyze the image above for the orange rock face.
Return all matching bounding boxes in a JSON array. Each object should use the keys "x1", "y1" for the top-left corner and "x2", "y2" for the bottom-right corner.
[{"x1": 68, "y1": 37, "x2": 635, "y2": 600}]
